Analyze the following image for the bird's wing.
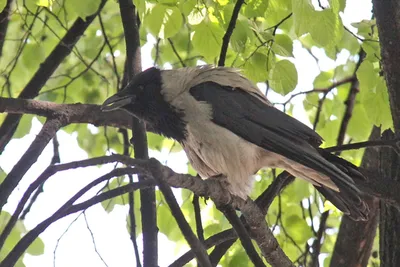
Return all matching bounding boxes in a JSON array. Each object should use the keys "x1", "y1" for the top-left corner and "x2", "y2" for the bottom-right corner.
[{"x1": 189, "y1": 81, "x2": 359, "y2": 192}]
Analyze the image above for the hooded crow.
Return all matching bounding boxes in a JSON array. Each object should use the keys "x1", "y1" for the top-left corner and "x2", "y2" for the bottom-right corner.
[{"x1": 101, "y1": 65, "x2": 369, "y2": 220}]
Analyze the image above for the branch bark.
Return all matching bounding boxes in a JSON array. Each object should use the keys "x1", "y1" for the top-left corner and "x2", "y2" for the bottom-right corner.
[
  {"x1": 330, "y1": 128, "x2": 380, "y2": 267},
  {"x1": 373, "y1": 1, "x2": 400, "y2": 132},
  {"x1": 118, "y1": 1, "x2": 157, "y2": 266},
  {"x1": 373, "y1": 1, "x2": 400, "y2": 265},
  {"x1": 0, "y1": 0, "x2": 107, "y2": 154}
]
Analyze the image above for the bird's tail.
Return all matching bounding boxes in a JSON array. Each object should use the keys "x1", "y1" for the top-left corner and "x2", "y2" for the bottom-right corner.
[{"x1": 316, "y1": 149, "x2": 369, "y2": 221}]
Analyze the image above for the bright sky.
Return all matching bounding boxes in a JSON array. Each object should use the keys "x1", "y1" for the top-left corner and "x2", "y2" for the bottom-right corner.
[{"x1": 0, "y1": 1, "x2": 372, "y2": 266}]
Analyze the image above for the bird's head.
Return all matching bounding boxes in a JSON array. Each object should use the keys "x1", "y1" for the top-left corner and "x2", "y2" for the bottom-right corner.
[{"x1": 101, "y1": 67, "x2": 163, "y2": 120}]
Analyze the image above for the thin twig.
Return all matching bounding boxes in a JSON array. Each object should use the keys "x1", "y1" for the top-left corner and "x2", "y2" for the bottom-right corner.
[
  {"x1": 20, "y1": 136, "x2": 60, "y2": 220},
  {"x1": 0, "y1": 169, "x2": 153, "y2": 267},
  {"x1": 168, "y1": 38, "x2": 186, "y2": 67},
  {"x1": 218, "y1": 205, "x2": 266, "y2": 266},
  {"x1": 0, "y1": 118, "x2": 64, "y2": 213},
  {"x1": 193, "y1": 194, "x2": 205, "y2": 242},
  {"x1": 218, "y1": 0, "x2": 245, "y2": 66}
]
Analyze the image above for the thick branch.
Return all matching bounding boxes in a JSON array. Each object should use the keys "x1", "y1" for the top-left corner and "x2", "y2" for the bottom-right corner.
[
  {"x1": 0, "y1": 118, "x2": 63, "y2": 212},
  {"x1": 0, "y1": 0, "x2": 107, "y2": 153},
  {"x1": 373, "y1": 1, "x2": 400, "y2": 132},
  {"x1": 0, "y1": 97, "x2": 135, "y2": 130},
  {"x1": 118, "y1": 0, "x2": 157, "y2": 265}
]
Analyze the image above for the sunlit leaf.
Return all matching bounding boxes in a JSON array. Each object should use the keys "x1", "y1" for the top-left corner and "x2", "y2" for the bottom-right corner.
[
  {"x1": 192, "y1": 20, "x2": 224, "y2": 61},
  {"x1": 26, "y1": 237, "x2": 45, "y2": 256},
  {"x1": 272, "y1": 34, "x2": 294, "y2": 57},
  {"x1": 65, "y1": 0, "x2": 101, "y2": 19},
  {"x1": 268, "y1": 59, "x2": 298, "y2": 96}
]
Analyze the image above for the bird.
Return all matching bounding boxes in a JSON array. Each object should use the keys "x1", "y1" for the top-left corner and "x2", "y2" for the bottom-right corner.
[{"x1": 101, "y1": 65, "x2": 369, "y2": 220}]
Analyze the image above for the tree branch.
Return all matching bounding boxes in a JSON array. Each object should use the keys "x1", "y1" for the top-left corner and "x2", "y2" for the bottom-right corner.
[
  {"x1": 218, "y1": 0, "x2": 245, "y2": 67},
  {"x1": 150, "y1": 160, "x2": 212, "y2": 267},
  {"x1": 0, "y1": 169, "x2": 153, "y2": 267},
  {"x1": 118, "y1": 0, "x2": 157, "y2": 265},
  {"x1": 335, "y1": 49, "x2": 365, "y2": 150},
  {"x1": 0, "y1": 117, "x2": 64, "y2": 212},
  {"x1": 218, "y1": 205, "x2": 266, "y2": 266},
  {"x1": 373, "y1": 0, "x2": 400, "y2": 132},
  {"x1": 192, "y1": 194, "x2": 205, "y2": 242},
  {"x1": 20, "y1": 136, "x2": 60, "y2": 220},
  {"x1": 0, "y1": 0, "x2": 107, "y2": 154},
  {"x1": 0, "y1": 0, "x2": 13, "y2": 58}
]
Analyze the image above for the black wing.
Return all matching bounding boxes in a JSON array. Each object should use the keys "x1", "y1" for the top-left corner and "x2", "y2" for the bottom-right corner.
[{"x1": 189, "y1": 82, "x2": 360, "y2": 193}]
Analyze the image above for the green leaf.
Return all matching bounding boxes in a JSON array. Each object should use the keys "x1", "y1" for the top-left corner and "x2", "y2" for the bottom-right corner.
[
  {"x1": 192, "y1": 20, "x2": 224, "y2": 61},
  {"x1": 359, "y1": 76, "x2": 393, "y2": 130},
  {"x1": 347, "y1": 103, "x2": 373, "y2": 141},
  {"x1": 230, "y1": 19, "x2": 250, "y2": 52},
  {"x1": 268, "y1": 59, "x2": 298, "y2": 96},
  {"x1": 157, "y1": 200, "x2": 182, "y2": 242},
  {"x1": 101, "y1": 178, "x2": 129, "y2": 213},
  {"x1": 356, "y1": 59, "x2": 392, "y2": 130},
  {"x1": 147, "y1": 133, "x2": 165, "y2": 151},
  {"x1": 0, "y1": 0, "x2": 7, "y2": 12},
  {"x1": 27, "y1": 237, "x2": 45, "y2": 256},
  {"x1": 292, "y1": 0, "x2": 314, "y2": 37},
  {"x1": 329, "y1": 0, "x2": 345, "y2": 12},
  {"x1": 293, "y1": 0, "x2": 343, "y2": 47},
  {"x1": 357, "y1": 61, "x2": 378, "y2": 90},
  {"x1": 0, "y1": 167, "x2": 5, "y2": 184},
  {"x1": 337, "y1": 30, "x2": 361, "y2": 55},
  {"x1": 14, "y1": 115, "x2": 33, "y2": 139},
  {"x1": 145, "y1": 4, "x2": 166, "y2": 37},
  {"x1": 162, "y1": 6, "x2": 184, "y2": 39},
  {"x1": 283, "y1": 214, "x2": 313, "y2": 243},
  {"x1": 35, "y1": 0, "x2": 53, "y2": 7},
  {"x1": 65, "y1": 0, "x2": 101, "y2": 19},
  {"x1": 265, "y1": 0, "x2": 292, "y2": 27},
  {"x1": 272, "y1": 34, "x2": 294, "y2": 57},
  {"x1": 243, "y1": 52, "x2": 269, "y2": 82},
  {"x1": 22, "y1": 43, "x2": 46, "y2": 71},
  {"x1": 243, "y1": 0, "x2": 269, "y2": 17},
  {"x1": 313, "y1": 71, "x2": 334, "y2": 88},
  {"x1": 309, "y1": 9, "x2": 343, "y2": 47}
]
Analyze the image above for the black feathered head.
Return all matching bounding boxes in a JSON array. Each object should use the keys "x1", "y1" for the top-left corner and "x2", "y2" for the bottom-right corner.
[
  {"x1": 101, "y1": 67, "x2": 163, "y2": 119},
  {"x1": 101, "y1": 67, "x2": 187, "y2": 141}
]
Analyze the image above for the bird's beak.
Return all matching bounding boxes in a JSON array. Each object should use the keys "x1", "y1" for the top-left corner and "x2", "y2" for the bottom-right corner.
[
  {"x1": 101, "y1": 94, "x2": 133, "y2": 112},
  {"x1": 100, "y1": 94, "x2": 132, "y2": 111}
]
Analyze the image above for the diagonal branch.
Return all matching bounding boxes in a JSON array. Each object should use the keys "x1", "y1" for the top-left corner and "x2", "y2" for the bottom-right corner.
[
  {"x1": 0, "y1": 117, "x2": 64, "y2": 212},
  {"x1": 218, "y1": 0, "x2": 245, "y2": 67},
  {"x1": 150, "y1": 160, "x2": 212, "y2": 267},
  {"x1": 0, "y1": 169, "x2": 153, "y2": 267},
  {"x1": 218, "y1": 205, "x2": 266, "y2": 266},
  {"x1": 0, "y1": 0, "x2": 107, "y2": 154}
]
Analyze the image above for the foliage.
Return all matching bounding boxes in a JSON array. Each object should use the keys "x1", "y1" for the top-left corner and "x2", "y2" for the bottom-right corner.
[{"x1": 0, "y1": 0, "x2": 388, "y2": 266}]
